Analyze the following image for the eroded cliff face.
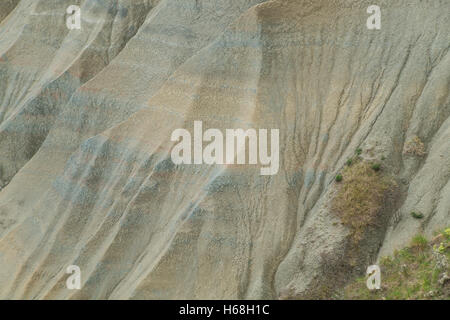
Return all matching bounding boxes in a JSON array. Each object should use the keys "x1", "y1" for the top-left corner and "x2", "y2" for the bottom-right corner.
[{"x1": 0, "y1": 0, "x2": 448, "y2": 299}]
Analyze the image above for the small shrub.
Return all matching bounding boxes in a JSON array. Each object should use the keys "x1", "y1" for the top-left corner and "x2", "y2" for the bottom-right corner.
[
  {"x1": 371, "y1": 163, "x2": 381, "y2": 172},
  {"x1": 403, "y1": 136, "x2": 426, "y2": 157},
  {"x1": 346, "y1": 159, "x2": 353, "y2": 166},
  {"x1": 411, "y1": 211, "x2": 424, "y2": 219},
  {"x1": 433, "y1": 243, "x2": 445, "y2": 254},
  {"x1": 335, "y1": 174, "x2": 343, "y2": 182},
  {"x1": 355, "y1": 148, "x2": 362, "y2": 155},
  {"x1": 332, "y1": 159, "x2": 395, "y2": 244}
]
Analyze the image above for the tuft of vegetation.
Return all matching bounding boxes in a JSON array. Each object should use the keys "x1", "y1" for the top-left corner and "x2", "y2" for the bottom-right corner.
[
  {"x1": 411, "y1": 234, "x2": 428, "y2": 250},
  {"x1": 335, "y1": 174, "x2": 343, "y2": 182},
  {"x1": 355, "y1": 148, "x2": 363, "y2": 155},
  {"x1": 371, "y1": 163, "x2": 381, "y2": 172},
  {"x1": 343, "y1": 228, "x2": 450, "y2": 300},
  {"x1": 346, "y1": 159, "x2": 353, "y2": 166},
  {"x1": 411, "y1": 211, "x2": 424, "y2": 219},
  {"x1": 332, "y1": 159, "x2": 395, "y2": 244},
  {"x1": 403, "y1": 136, "x2": 426, "y2": 157},
  {"x1": 435, "y1": 243, "x2": 446, "y2": 254}
]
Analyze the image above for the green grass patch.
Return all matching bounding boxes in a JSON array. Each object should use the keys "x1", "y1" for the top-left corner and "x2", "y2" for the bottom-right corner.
[
  {"x1": 371, "y1": 163, "x2": 381, "y2": 172},
  {"x1": 343, "y1": 228, "x2": 450, "y2": 300},
  {"x1": 411, "y1": 235, "x2": 428, "y2": 250}
]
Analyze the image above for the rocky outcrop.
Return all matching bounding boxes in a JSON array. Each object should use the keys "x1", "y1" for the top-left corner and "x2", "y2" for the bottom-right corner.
[{"x1": 0, "y1": 0, "x2": 449, "y2": 299}]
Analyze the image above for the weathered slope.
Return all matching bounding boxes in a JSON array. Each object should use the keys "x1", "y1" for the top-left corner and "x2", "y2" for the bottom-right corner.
[
  {"x1": 0, "y1": 0, "x2": 269, "y2": 299},
  {"x1": 0, "y1": 0, "x2": 159, "y2": 187},
  {"x1": 0, "y1": 0, "x2": 449, "y2": 299}
]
